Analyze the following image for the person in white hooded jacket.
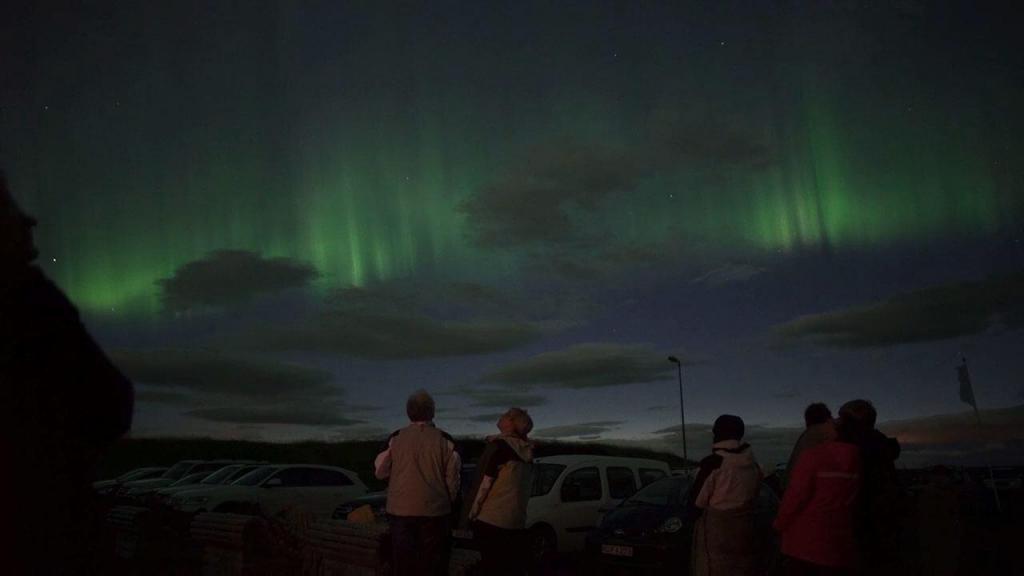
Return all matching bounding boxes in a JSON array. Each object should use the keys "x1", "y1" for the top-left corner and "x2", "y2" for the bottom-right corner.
[
  {"x1": 688, "y1": 414, "x2": 762, "y2": 576},
  {"x1": 466, "y1": 407, "x2": 534, "y2": 576}
]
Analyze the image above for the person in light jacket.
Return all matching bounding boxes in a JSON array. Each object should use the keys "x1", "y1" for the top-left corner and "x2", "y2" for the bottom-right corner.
[
  {"x1": 374, "y1": 390, "x2": 461, "y2": 576},
  {"x1": 689, "y1": 414, "x2": 762, "y2": 576},
  {"x1": 466, "y1": 407, "x2": 534, "y2": 576}
]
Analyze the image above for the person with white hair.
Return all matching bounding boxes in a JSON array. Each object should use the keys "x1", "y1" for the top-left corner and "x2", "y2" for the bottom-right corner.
[
  {"x1": 374, "y1": 390, "x2": 461, "y2": 576},
  {"x1": 466, "y1": 407, "x2": 535, "y2": 576}
]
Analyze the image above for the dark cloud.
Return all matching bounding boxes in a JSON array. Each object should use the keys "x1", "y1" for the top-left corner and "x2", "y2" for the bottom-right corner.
[
  {"x1": 533, "y1": 421, "x2": 624, "y2": 439},
  {"x1": 187, "y1": 404, "x2": 364, "y2": 427},
  {"x1": 776, "y1": 272, "x2": 1024, "y2": 348},
  {"x1": 691, "y1": 263, "x2": 766, "y2": 287},
  {"x1": 329, "y1": 279, "x2": 596, "y2": 328},
  {"x1": 460, "y1": 143, "x2": 645, "y2": 247},
  {"x1": 461, "y1": 124, "x2": 770, "y2": 250},
  {"x1": 879, "y1": 404, "x2": 1024, "y2": 447},
  {"x1": 158, "y1": 250, "x2": 318, "y2": 311},
  {"x1": 135, "y1": 387, "x2": 199, "y2": 406},
  {"x1": 328, "y1": 426, "x2": 391, "y2": 441},
  {"x1": 240, "y1": 312, "x2": 540, "y2": 359},
  {"x1": 482, "y1": 343, "x2": 687, "y2": 389},
  {"x1": 222, "y1": 278, "x2": 561, "y2": 359},
  {"x1": 111, "y1": 348, "x2": 340, "y2": 398},
  {"x1": 466, "y1": 391, "x2": 549, "y2": 408},
  {"x1": 462, "y1": 413, "x2": 506, "y2": 423}
]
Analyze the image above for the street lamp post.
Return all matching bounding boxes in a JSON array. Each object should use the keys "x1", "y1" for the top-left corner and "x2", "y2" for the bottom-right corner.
[{"x1": 667, "y1": 356, "x2": 687, "y2": 465}]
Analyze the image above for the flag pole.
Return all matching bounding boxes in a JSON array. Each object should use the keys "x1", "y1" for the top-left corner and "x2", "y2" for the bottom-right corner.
[{"x1": 959, "y1": 356, "x2": 1002, "y2": 514}]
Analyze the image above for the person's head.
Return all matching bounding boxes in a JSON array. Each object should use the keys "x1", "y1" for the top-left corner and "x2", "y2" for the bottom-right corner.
[
  {"x1": 497, "y1": 407, "x2": 533, "y2": 438},
  {"x1": 712, "y1": 414, "x2": 745, "y2": 444},
  {"x1": 804, "y1": 403, "x2": 832, "y2": 428},
  {"x1": 0, "y1": 171, "x2": 39, "y2": 266},
  {"x1": 837, "y1": 399, "x2": 877, "y2": 443},
  {"x1": 406, "y1": 389, "x2": 436, "y2": 422}
]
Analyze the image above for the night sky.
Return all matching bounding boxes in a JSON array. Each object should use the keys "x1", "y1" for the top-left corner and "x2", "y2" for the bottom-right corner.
[{"x1": 3, "y1": 2, "x2": 1022, "y2": 465}]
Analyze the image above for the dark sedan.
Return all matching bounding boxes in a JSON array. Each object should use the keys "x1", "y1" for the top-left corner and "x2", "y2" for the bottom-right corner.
[{"x1": 585, "y1": 476, "x2": 779, "y2": 575}]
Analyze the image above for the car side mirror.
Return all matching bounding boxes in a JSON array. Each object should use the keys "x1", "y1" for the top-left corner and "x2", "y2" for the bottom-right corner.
[{"x1": 264, "y1": 478, "x2": 282, "y2": 488}]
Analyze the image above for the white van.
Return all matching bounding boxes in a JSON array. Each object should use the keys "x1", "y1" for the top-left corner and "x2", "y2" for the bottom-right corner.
[{"x1": 526, "y1": 455, "x2": 671, "y2": 556}]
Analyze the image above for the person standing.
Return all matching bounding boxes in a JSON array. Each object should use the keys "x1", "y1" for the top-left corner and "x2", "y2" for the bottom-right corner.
[
  {"x1": 840, "y1": 399, "x2": 903, "y2": 576},
  {"x1": 689, "y1": 414, "x2": 762, "y2": 576},
  {"x1": 783, "y1": 403, "x2": 837, "y2": 491},
  {"x1": 374, "y1": 390, "x2": 461, "y2": 576},
  {"x1": 774, "y1": 405, "x2": 865, "y2": 576},
  {"x1": 1, "y1": 172, "x2": 134, "y2": 574},
  {"x1": 466, "y1": 407, "x2": 534, "y2": 576}
]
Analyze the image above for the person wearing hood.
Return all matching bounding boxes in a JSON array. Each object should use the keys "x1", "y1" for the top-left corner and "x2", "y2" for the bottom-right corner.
[
  {"x1": 689, "y1": 414, "x2": 762, "y2": 576},
  {"x1": 466, "y1": 407, "x2": 534, "y2": 576}
]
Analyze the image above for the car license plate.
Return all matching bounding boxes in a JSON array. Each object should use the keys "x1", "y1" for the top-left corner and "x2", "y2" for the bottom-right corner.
[{"x1": 602, "y1": 544, "x2": 634, "y2": 557}]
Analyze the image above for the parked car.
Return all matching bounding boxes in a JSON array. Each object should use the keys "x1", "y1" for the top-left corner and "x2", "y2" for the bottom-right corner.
[
  {"x1": 585, "y1": 476, "x2": 779, "y2": 575},
  {"x1": 93, "y1": 467, "x2": 168, "y2": 494},
  {"x1": 526, "y1": 455, "x2": 671, "y2": 557},
  {"x1": 119, "y1": 460, "x2": 249, "y2": 499},
  {"x1": 168, "y1": 464, "x2": 367, "y2": 516},
  {"x1": 153, "y1": 464, "x2": 265, "y2": 503}
]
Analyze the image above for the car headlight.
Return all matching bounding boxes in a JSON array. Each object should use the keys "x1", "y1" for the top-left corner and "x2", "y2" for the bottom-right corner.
[{"x1": 655, "y1": 516, "x2": 683, "y2": 534}]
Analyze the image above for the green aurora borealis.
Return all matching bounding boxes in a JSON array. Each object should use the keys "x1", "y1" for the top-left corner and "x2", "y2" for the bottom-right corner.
[
  {"x1": 2, "y1": 2, "x2": 1019, "y2": 319},
  {"x1": 24, "y1": 87, "x2": 1010, "y2": 316}
]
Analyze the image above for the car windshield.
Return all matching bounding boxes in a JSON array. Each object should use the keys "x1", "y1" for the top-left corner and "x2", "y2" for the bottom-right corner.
[
  {"x1": 119, "y1": 468, "x2": 156, "y2": 482},
  {"x1": 200, "y1": 466, "x2": 239, "y2": 485},
  {"x1": 162, "y1": 462, "x2": 196, "y2": 480},
  {"x1": 225, "y1": 466, "x2": 259, "y2": 483},
  {"x1": 531, "y1": 463, "x2": 566, "y2": 497},
  {"x1": 170, "y1": 472, "x2": 207, "y2": 486},
  {"x1": 624, "y1": 477, "x2": 689, "y2": 507},
  {"x1": 233, "y1": 467, "x2": 278, "y2": 486}
]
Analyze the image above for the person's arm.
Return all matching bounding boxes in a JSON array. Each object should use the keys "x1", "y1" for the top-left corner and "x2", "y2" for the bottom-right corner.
[
  {"x1": 468, "y1": 441, "x2": 514, "y2": 520},
  {"x1": 774, "y1": 448, "x2": 816, "y2": 533},
  {"x1": 374, "y1": 432, "x2": 399, "y2": 480},
  {"x1": 445, "y1": 436, "x2": 462, "y2": 502},
  {"x1": 687, "y1": 454, "x2": 721, "y2": 514}
]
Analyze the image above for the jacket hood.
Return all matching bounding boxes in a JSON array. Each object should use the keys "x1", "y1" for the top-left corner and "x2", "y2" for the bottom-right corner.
[
  {"x1": 495, "y1": 434, "x2": 534, "y2": 462},
  {"x1": 711, "y1": 439, "x2": 757, "y2": 467}
]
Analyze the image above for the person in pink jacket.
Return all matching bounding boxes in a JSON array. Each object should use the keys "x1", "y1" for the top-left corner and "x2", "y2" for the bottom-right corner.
[{"x1": 773, "y1": 402, "x2": 871, "y2": 575}]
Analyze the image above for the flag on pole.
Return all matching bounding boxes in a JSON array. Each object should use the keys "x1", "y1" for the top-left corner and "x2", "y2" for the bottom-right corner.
[{"x1": 957, "y1": 358, "x2": 977, "y2": 409}]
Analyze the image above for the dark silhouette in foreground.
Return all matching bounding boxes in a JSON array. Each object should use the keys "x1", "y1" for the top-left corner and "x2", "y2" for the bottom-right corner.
[{"x1": 1, "y1": 172, "x2": 134, "y2": 574}]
